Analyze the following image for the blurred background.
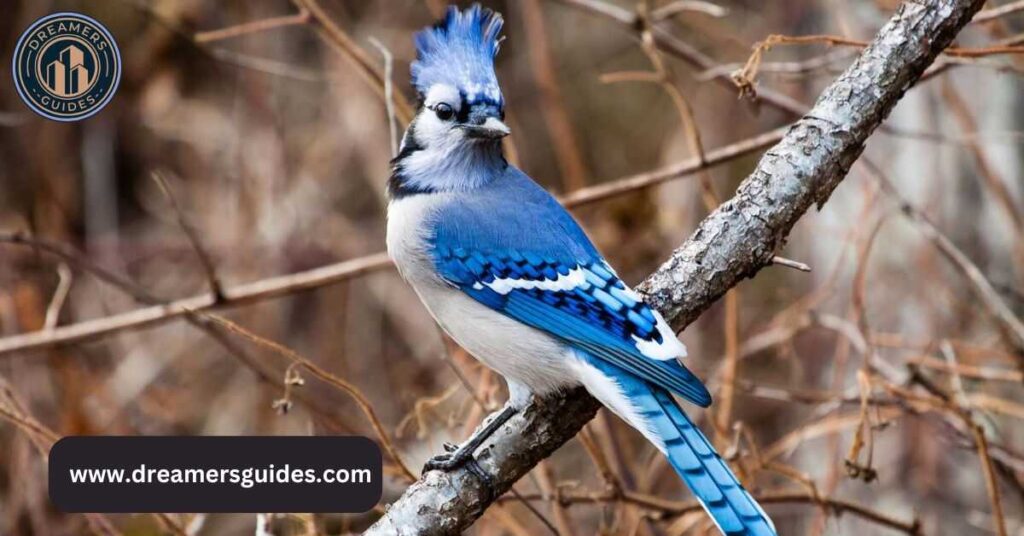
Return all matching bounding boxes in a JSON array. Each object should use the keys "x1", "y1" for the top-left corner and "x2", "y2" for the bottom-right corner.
[{"x1": 1, "y1": 0, "x2": 1023, "y2": 534}]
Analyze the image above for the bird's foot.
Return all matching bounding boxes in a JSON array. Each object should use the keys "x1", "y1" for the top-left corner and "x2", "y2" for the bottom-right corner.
[
  {"x1": 421, "y1": 404, "x2": 519, "y2": 501},
  {"x1": 422, "y1": 442, "x2": 496, "y2": 501},
  {"x1": 422, "y1": 441, "x2": 472, "y2": 472}
]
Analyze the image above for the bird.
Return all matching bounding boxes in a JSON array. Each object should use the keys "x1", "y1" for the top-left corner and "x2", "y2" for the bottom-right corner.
[{"x1": 386, "y1": 5, "x2": 776, "y2": 535}]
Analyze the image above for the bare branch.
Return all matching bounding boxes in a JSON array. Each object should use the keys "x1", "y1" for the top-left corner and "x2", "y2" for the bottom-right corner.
[
  {"x1": 0, "y1": 233, "x2": 372, "y2": 436},
  {"x1": 291, "y1": 0, "x2": 414, "y2": 123},
  {"x1": 43, "y1": 264, "x2": 72, "y2": 331},
  {"x1": 769, "y1": 256, "x2": 812, "y2": 272},
  {"x1": 968, "y1": 420, "x2": 1009, "y2": 536},
  {"x1": 561, "y1": 127, "x2": 786, "y2": 207},
  {"x1": 198, "y1": 313, "x2": 417, "y2": 482},
  {"x1": 498, "y1": 490, "x2": 922, "y2": 534},
  {"x1": 193, "y1": 9, "x2": 310, "y2": 43},
  {"x1": 733, "y1": 32, "x2": 1024, "y2": 97},
  {"x1": 0, "y1": 249, "x2": 391, "y2": 356},
  {"x1": 862, "y1": 159, "x2": 1024, "y2": 363},
  {"x1": 367, "y1": 37, "x2": 399, "y2": 159},
  {"x1": 520, "y1": 0, "x2": 590, "y2": 191},
  {"x1": 972, "y1": 0, "x2": 1024, "y2": 24},
  {"x1": 651, "y1": 1, "x2": 728, "y2": 20},
  {"x1": 0, "y1": 126, "x2": 785, "y2": 358},
  {"x1": 0, "y1": 377, "x2": 186, "y2": 535},
  {"x1": 366, "y1": 0, "x2": 987, "y2": 533},
  {"x1": 152, "y1": 171, "x2": 225, "y2": 302},
  {"x1": 553, "y1": 0, "x2": 809, "y2": 116}
]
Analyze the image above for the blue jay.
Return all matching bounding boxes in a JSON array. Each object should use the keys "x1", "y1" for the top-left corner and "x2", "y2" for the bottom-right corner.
[{"x1": 386, "y1": 6, "x2": 776, "y2": 535}]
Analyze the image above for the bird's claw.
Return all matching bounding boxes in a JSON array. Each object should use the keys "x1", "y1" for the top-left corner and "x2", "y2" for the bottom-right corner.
[
  {"x1": 422, "y1": 448, "x2": 471, "y2": 472},
  {"x1": 420, "y1": 406, "x2": 517, "y2": 500},
  {"x1": 422, "y1": 446, "x2": 497, "y2": 502}
]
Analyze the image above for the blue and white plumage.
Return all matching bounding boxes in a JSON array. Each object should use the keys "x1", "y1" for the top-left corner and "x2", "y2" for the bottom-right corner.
[
  {"x1": 411, "y1": 4, "x2": 503, "y2": 107},
  {"x1": 387, "y1": 6, "x2": 776, "y2": 535}
]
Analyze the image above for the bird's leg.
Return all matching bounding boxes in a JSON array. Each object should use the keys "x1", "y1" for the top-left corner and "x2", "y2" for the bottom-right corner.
[
  {"x1": 423, "y1": 403, "x2": 517, "y2": 473},
  {"x1": 422, "y1": 403, "x2": 517, "y2": 501},
  {"x1": 423, "y1": 384, "x2": 530, "y2": 500}
]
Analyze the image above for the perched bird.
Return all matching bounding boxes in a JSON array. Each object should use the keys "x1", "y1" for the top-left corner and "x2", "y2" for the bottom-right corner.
[{"x1": 386, "y1": 5, "x2": 776, "y2": 535}]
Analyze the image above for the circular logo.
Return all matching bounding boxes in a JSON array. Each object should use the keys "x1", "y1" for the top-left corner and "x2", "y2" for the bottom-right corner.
[{"x1": 12, "y1": 12, "x2": 121, "y2": 122}]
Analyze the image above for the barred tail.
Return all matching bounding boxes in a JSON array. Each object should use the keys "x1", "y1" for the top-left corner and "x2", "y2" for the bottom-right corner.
[
  {"x1": 647, "y1": 386, "x2": 776, "y2": 535},
  {"x1": 572, "y1": 354, "x2": 776, "y2": 536}
]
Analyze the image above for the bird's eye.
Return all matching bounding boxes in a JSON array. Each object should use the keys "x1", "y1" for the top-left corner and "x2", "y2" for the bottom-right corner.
[{"x1": 434, "y1": 103, "x2": 455, "y2": 121}]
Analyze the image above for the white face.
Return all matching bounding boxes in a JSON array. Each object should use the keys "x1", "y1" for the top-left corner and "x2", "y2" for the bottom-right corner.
[
  {"x1": 395, "y1": 83, "x2": 506, "y2": 193},
  {"x1": 408, "y1": 83, "x2": 465, "y2": 154}
]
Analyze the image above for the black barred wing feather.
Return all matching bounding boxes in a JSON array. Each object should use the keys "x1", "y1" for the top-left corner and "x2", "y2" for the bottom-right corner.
[{"x1": 434, "y1": 245, "x2": 711, "y2": 407}]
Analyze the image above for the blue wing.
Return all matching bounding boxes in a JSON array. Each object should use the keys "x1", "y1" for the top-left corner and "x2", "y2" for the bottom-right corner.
[{"x1": 428, "y1": 170, "x2": 711, "y2": 407}]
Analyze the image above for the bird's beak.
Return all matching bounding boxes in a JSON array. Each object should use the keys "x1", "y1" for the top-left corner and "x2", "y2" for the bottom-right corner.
[{"x1": 459, "y1": 117, "x2": 511, "y2": 140}]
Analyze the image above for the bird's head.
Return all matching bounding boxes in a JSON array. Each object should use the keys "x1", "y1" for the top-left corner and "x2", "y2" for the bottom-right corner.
[{"x1": 390, "y1": 5, "x2": 510, "y2": 197}]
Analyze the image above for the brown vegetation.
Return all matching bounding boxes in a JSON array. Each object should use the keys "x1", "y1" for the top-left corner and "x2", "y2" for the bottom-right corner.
[{"x1": 1, "y1": 0, "x2": 1022, "y2": 534}]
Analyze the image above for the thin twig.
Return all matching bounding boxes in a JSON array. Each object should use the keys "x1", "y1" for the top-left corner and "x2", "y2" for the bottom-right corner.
[
  {"x1": 698, "y1": 49, "x2": 856, "y2": 81},
  {"x1": 576, "y1": 426, "x2": 622, "y2": 491},
  {"x1": 0, "y1": 250, "x2": 393, "y2": 356},
  {"x1": 845, "y1": 370, "x2": 878, "y2": 482},
  {"x1": 367, "y1": 37, "x2": 399, "y2": 158},
  {"x1": 940, "y1": 340, "x2": 971, "y2": 410},
  {"x1": 908, "y1": 355, "x2": 1022, "y2": 383},
  {"x1": 43, "y1": 264, "x2": 72, "y2": 331},
  {"x1": 291, "y1": 0, "x2": 413, "y2": 123},
  {"x1": 972, "y1": 0, "x2": 1024, "y2": 24},
  {"x1": 561, "y1": 127, "x2": 786, "y2": 207},
  {"x1": 968, "y1": 415, "x2": 1009, "y2": 536},
  {"x1": 193, "y1": 9, "x2": 310, "y2": 43},
  {"x1": 0, "y1": 230, "x2": 412, "y2": 457},
  {"x1": 0, "y1": 377, "x2": 185, "y2": 535},
  {"x1": 0, "y1": 379, "x2": 61, "y2": 449},
  {"x1": 500, "y1": 489, "x2": 921, "y2": 534},
  {"x1": 121, "y1": 0, "x2": 324, "y2": 83},
  {"x1": 938, "y1": 80, "x2": 1024, "y2": 270},
  {"x1": 520, "y1": 0, "x2": 590, "y2": 191},
  {"x1": 0, "y1": 232, "x2": 162, "y2": 303},
  {"x1": 733, "y1": 32, "x2": 1024, "y2": 97},
  {"x1": 601, "y1": 7, "x2": 707, "y2": 167},
  {"x1": 769, "y1": 256, "x2": 812, "y2": 272},
  {"x1": 651, "y1": 0, "x2": 728, "y2": 20},
  {"x1": 0, "y1": 126, "x2": 788, "y2": 357},
  {"x1": 863, "y1": 159, "x2": 1024, "y2": 363},
  {"x1": 152, "y1": 171, "x2": 225, "y2": 303},
  {"x1": 535, "y1": 460, "x2": 577, "y2": 536},
  {"x1": 734, "y1": 34, "x2": 868, "y2": 95},
  {"x1": 198, "y1": 312, "x2": 417, "y2": 482},
  {"x1": 552, "y1": 0, "x2": 809, "y2": 116},
  {"x1": 844, "y1": 217, "x2": 889, "y2": 482}
]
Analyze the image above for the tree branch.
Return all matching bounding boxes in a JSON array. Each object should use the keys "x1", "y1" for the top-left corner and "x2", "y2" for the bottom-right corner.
[
  {"x1": 365, "y1": 0, "x2": 986, "y2": 533},
  {"x1": 0, "y1": 127, "x2": 782, "y2": 358},
  {"x1": 553, "y1": 0, "x2": 809, "y2": 116}
]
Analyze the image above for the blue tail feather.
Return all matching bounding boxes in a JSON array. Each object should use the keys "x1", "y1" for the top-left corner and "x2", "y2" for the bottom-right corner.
[
  {"x1": 650, "y1": 388, "x2": 776, "y2": 535},
  {"x1": 580, "y1": 355, "x2": 776, "y2": 536}
]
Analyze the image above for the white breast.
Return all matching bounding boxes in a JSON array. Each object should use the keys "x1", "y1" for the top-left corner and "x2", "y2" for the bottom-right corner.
[
  {"x1": 386, "y1": 193, "x2": 447, "y2": 288},
  {"x1": 386, "y1": 194, "x2": 578, "y2": 400}
]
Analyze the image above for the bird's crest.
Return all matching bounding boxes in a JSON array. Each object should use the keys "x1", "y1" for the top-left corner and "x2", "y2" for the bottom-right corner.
[{"x1": 411, "y1": 4, "x2": 504, "y2": 106}]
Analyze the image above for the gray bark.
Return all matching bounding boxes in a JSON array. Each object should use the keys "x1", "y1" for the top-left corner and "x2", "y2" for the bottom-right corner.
[{"x1": 365, "y1": 1, "x2": 986, "y2": 534}]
